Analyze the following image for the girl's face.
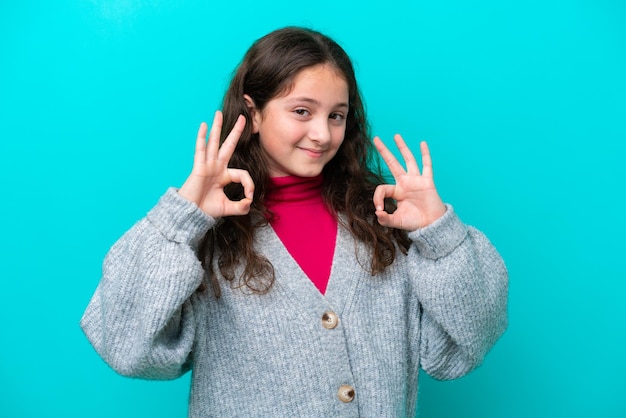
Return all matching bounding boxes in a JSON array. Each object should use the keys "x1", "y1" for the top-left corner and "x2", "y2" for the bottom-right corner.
[{"x1": 248, "y1": 64, "x2": 349, "y2": 178}]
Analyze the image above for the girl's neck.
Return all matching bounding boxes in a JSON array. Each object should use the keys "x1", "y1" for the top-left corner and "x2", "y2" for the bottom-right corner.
[{"x1": 266, "y1": 174, "x2": 324, "y2": 206}]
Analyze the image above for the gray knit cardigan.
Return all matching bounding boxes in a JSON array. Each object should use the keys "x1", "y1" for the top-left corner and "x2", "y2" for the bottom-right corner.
[{"x1": 81, "y1": 188, "x2": 508, "y2": 417}]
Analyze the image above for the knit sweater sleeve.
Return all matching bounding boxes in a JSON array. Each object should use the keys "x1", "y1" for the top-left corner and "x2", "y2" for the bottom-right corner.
[
  {"x1": 407, "y1": 205, "x2": 508, "y2": 380},
  {"x1": 80, "y1": 188, "x2": 214, "y2": 379}
]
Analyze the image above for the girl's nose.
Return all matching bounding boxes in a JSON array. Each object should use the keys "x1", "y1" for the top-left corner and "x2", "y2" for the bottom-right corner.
[{"x1": 308, "y1": 118, "x2": 332, "y2": 144}]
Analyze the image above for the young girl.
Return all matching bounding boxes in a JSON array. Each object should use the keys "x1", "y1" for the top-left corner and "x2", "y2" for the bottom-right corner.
[{"x1": 81, "y1": 27, "x2": 508, "y2": 417}]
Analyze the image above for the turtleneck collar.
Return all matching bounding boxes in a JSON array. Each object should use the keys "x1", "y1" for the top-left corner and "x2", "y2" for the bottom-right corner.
[
  {"x1": 264, "y1": 173, "x2": 336, "y2": 294},
  {"x1": 266, "y1": 174, "x2": 324, "y2": 206}
]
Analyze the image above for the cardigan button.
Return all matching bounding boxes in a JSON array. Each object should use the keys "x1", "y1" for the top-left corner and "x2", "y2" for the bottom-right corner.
[
  {"x1": 337, "y1": 384, "x2": 355, "y2": 403},
  {"x1": 321, "y1": 311, "x2": 339, "y2": 329}
]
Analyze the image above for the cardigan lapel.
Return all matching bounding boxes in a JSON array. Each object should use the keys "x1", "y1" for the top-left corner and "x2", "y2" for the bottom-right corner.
[
  {"x1": 324, "y1": 223, "x2": 367, "y2": 316},
  {"x1": 254, "y1": 223, "x2": 365, "y2": 318}
]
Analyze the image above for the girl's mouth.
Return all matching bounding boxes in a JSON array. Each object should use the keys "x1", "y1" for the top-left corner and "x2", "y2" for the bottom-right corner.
[{"x1": 299, "y1": 147, "x2": 324, "y2": 158}]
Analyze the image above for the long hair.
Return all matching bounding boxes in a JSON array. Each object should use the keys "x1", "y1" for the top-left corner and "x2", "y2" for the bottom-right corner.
[{"x1": 199, "y1": 27, "x2": 410, "y2": 297}]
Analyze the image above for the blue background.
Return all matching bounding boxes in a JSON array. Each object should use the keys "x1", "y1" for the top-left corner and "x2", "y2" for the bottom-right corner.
[{"x1": 1, "y1": 1, "x2": 624, "y2": 416}]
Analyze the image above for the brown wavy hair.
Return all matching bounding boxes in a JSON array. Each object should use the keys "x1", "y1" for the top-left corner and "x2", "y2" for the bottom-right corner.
[{"x1": 199, "y1": 27, "x2": 410, "y2": 297}]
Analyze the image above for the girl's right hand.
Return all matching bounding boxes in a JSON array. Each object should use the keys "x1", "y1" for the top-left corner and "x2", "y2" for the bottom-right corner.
[{"x1": 178, "y1": 111, "x2": 254, "y2": 218}]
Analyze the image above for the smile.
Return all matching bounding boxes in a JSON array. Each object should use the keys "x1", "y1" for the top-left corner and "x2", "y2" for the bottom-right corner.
[{"x1": 299, "y1": 147, "x2": 325, "y2": 158}]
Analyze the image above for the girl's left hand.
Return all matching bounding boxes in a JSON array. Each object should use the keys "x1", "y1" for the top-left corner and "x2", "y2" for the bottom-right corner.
[{"x1": 373, "y1": 135, "x2": 447, "y2": 231}]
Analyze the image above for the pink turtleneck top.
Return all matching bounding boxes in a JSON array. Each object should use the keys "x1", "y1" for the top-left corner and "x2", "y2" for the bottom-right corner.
[{"x1": 265, "y1": 175, "x2": 337, "y2": 294}]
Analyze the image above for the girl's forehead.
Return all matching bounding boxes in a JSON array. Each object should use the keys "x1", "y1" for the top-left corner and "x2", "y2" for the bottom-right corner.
[{"x1": 278, "y1": 64, "x2": 348, "y2": 98}]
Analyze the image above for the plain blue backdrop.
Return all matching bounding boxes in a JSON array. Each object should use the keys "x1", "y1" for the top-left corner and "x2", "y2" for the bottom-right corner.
[{"x1": 1, "y1": 1, "x2": 624, "y2": 417}]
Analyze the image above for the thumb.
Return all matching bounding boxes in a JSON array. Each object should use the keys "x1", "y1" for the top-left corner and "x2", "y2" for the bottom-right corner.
[
  {"x1": 375, "y1": 209, "x2": 392, "y2": 227},
  {"x1": 233, "y1": 197, "x2": 253, "y2": 215}
]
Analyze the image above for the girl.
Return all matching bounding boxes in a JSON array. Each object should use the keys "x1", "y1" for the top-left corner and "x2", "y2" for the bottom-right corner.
[{"x1": 81, "y1": 27, "x2": 508, "y2": 417}]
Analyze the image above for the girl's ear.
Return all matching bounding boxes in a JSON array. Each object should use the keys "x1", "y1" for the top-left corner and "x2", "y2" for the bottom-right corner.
[{"x1": 243, "y1": 94, "x2": 260, "y2": 134}]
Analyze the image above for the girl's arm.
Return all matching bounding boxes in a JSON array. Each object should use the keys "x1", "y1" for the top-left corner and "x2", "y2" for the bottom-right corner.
[
  {"x1": 408, "y1": 207, "x2": 508, "y2": 379},
  {"x1": 81, "y1": 112, "x2": 253, "y2": 379},
  {"x1": 373, "y1": 135, "x2": 508, "y2": 379},
  {"x1": 80, "y1": 189, "x2": 214, "y2": 379}
]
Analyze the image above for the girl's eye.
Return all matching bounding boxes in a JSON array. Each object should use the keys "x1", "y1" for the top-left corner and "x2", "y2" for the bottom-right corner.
[
  {"x1": 294, "y1": 109, "x2": 310, "y2": 116},
  {"x1": 330, "y1": 113, "x2": 345, "y2": 121}
]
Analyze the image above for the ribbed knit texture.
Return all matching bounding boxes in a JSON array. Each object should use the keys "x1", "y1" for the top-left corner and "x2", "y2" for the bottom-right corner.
[
  {"x1": 81, "y1": 188, "x2": 509, "y2": 417},
  {"x1": 266, "y1": 175, "x2": 336, "y2": 294}
]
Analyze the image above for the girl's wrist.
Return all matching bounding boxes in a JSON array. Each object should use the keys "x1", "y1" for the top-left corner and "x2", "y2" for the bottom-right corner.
[{"x1": 423, "y1": 203, "x2": 447, "y2": 227}]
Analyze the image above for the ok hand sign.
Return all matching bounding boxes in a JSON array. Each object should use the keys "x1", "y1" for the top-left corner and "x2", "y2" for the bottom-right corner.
[
  {"x1": 373, "y1": 135, "x2": 447, "y2": 231},
  {"x1": 178, "y1": 111, "x2": 254, "y2": 219}
]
